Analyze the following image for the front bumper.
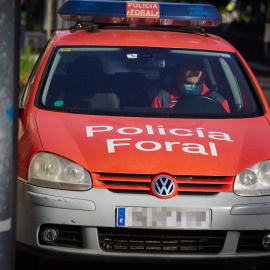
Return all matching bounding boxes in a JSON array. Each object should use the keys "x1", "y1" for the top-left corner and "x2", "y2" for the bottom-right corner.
[{"x1": 16, "y1": 179, "x2": 270, "y2": 265}]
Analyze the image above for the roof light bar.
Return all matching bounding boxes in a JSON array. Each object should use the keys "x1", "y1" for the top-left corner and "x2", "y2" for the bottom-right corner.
[{"x1": 58, "y1": 0, "x2": 222, "y2": 27}]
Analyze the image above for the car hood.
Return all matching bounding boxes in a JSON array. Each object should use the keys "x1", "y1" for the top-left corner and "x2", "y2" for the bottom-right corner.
[{"x1": 36, "y1": 110, "x2": 270, "y2": 176}]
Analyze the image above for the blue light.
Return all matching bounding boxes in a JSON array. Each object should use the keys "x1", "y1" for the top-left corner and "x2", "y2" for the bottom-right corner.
[
  {"x1": 58, "y1": 0, "x2": 222, "y2": 27},
  {"x1": 58, "y1": 0, "x2": 126, "y2": 18},
  {"x1": 160, "y1": 3, "x2": 221, "y2": 22}
]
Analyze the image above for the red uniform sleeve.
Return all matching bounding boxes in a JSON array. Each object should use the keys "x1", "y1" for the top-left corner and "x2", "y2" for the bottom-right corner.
[
  {"x1": 152, "y1": 95, "x2": 162, "y2": 108},
  {"x1": 222, "y1": 100, "x2": 230, "y2": 113}
]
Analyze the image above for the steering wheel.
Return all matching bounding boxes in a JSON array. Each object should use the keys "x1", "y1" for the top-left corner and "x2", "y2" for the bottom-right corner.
[{"x1": 173, "y1": 95, "x2": 226, "y2": 114}]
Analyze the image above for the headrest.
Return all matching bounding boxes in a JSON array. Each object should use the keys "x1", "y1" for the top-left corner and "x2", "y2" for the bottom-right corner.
[{"x1": 67, "y1": 56, "x2": 104, "y2": 78}]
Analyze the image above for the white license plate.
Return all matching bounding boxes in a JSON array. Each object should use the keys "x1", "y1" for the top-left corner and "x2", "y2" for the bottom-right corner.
[{"x1": 116, "y1": 207, "x2": 211, "y2": 229}]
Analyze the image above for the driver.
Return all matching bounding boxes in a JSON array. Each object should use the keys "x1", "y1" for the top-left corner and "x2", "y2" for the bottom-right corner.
[{"x1": 152, "y1": 60, "x2": 230, "y2": 113}]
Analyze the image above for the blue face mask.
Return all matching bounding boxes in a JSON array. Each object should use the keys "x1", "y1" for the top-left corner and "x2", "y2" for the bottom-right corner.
[{"x1": 183, "y1": 83, "x2": 203, "y2": 95}]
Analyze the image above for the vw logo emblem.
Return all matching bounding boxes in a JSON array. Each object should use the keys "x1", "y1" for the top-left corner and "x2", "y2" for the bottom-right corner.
[{"x1": 152, "y1": 175, "x2": 176, "y2": 197}]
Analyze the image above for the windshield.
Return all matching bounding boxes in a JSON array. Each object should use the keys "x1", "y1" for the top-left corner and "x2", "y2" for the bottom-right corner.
[{"x1": 39, "y1": 46, "x2": 261, "y2": 118}]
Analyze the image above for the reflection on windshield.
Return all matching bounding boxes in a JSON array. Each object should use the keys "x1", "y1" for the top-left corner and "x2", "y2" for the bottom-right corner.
[{"x1": 40, "y1": 46, "x2": 261, "y2": 118}]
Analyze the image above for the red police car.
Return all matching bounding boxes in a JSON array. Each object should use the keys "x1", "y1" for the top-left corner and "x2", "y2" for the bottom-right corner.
[{"x1": 17, "y1": 1, "x2": 270, "y2": 268}]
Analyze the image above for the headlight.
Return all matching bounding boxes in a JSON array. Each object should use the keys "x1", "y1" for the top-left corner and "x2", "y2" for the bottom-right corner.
[
  {"x1": 29, "y1": 152, "x2": 92, "y2": 190},
  {"x1": 234, "y1": 160, "x2": 270, "y2": 196}
]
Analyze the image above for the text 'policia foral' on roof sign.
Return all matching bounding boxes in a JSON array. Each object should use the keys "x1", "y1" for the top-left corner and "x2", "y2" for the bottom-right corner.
[{"x1": 126, "y1": 2, "x2": 160, "y2": 18}]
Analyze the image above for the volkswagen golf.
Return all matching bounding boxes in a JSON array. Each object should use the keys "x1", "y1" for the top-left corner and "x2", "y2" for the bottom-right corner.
[{"x1": 17, "y1": 1, "x2": 270, "y2": 268}]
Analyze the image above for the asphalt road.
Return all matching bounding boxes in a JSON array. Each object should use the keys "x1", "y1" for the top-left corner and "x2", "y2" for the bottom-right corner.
[{"x1": 16, "y1": 25, "x2": 270, "y2": 270}]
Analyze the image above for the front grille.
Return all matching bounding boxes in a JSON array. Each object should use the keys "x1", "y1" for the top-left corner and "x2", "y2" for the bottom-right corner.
[
  {"x1": 237, "y1": 231, "x2": 270, "y2": 252},
  {"x1": 39, "y1": 224, "x2": 83, "y2": 248},
  {"x1": 92, "y1": 173, "x2": 234, "y2": 194},
  {"x1": 98, "y1": 228, "x2": 226, "y2": 254}
]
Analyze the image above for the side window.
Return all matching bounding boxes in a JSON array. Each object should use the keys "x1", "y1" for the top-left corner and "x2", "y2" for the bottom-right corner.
[
  {"x1": 20, "y1": 44, "x2": 50, "y2": 108},
  {"x1": 20, "y1": 57, "x2": 41, "y2": 108}
]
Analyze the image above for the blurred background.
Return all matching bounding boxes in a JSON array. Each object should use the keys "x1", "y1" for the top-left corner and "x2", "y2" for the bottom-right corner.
[
  {"x1": 19, "y1": 0, "x2": 270, "y2": 95},
  {"x1": 20, "y1": 0, "x2": 269, "y2": 49}
]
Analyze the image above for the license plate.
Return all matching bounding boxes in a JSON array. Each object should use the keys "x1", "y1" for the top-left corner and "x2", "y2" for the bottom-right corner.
[{"x1": 116, "y1": 207, "x2": 211, "y2": 229}]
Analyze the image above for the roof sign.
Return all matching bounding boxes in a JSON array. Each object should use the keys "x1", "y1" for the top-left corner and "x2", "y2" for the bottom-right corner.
[
  {"x1": 126, "y1": 2, "x2": 160, "y2": 19},
  {"x1": 58, "y1": 0, "x2": 222, "y2": 27}
]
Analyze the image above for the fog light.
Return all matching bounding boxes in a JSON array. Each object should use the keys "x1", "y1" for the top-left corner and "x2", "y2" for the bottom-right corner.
[
  {"x1": 261, "y1": 234, "x2": 270, "y2": 249},
  {"x1": 41, "y1": 227, "x2": 59, "y2": 244}
]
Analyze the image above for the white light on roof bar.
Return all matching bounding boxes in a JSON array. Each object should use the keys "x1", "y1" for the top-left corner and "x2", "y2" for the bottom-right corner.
[{"x1": 58, "y1": 0, "x2": 222, "y2": 27}]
